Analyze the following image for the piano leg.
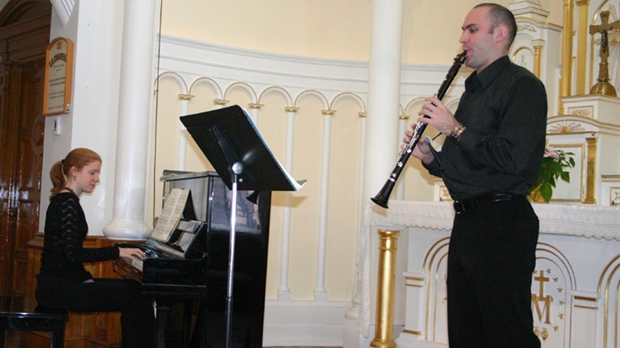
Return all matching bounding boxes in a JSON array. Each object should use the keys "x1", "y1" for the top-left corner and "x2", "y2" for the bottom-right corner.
[
  {"x1": 155, "y1": 303, "x2": 171, "y2": 348},
  {"x1": 182, "y1": 301, "x2": 192, "y2": 348}
]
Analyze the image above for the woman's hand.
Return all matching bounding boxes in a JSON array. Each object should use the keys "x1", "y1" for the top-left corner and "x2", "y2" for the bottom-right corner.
[{"x1": 119, "y1": 247, "x2": 146, "y2": 260}]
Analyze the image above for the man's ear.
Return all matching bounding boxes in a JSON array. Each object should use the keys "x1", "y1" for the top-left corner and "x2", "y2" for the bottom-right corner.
[{"x1": 494, "y1": 24, "x2": 508, "y2": 44}]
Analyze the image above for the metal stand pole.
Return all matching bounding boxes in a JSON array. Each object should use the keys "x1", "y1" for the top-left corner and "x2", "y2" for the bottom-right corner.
[{"x1": 225, "y1": 162, "x2": 243, "y2": 348}]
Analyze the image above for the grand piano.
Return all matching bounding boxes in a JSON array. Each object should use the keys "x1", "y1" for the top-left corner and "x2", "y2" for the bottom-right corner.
[{"x1": 115, "y1": 170, "x2": 271, "y2": 348}]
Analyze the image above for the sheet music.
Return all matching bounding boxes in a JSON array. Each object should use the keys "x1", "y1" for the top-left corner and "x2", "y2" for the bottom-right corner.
[
  {"x1": 241, "y1": 108, "x2": 306, "y2": 190},
  {"x1": 150, "y1": 188, "x2": 189, "y2": 242}
]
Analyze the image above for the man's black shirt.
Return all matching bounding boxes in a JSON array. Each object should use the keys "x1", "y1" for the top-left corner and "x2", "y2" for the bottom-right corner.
[{"x1": 425, "y1": 55, "x2": 548, "y2": 200}]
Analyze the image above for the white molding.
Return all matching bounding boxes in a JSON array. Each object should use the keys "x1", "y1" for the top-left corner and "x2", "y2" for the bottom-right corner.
[
  {"x1": 50, "y1": 0, "x2": 75, "y2": 26},
  {"x1": 263, "y1": 301, "x2": 351, "y2": 346}
]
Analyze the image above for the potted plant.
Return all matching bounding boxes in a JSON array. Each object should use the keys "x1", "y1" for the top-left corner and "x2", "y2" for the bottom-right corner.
[{"x1": 529, "y1": 146, "x2": 576, "y2": 203}]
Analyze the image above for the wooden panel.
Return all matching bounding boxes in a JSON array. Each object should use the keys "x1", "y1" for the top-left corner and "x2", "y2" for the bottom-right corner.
[
  {"x1": 0, "y1": 0, "x2": 51, "y2": 299},
  {"x1": 12, "y1": 59, "x2": 46, "y2": 296}
]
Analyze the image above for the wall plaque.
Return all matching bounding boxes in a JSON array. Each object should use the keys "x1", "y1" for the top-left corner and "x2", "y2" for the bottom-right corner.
[{"x1": 43, "y1": 37, "x2": 74, "y2": 116}]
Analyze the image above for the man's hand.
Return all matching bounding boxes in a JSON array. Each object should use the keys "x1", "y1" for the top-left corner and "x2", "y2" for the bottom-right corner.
[
  {"x1": 418, "y1": 96, "x2": 459, "y2": 135},
  {"x1": 404, "y1": 129, "x2": 434, "y2": 165}
]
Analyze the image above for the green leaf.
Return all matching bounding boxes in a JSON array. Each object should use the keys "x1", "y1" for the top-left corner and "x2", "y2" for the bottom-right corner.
[
  {"x1": 549, "y1": 176, "x2": 556, "y2": 187},
  {"x1": 569, "y1": 158, "x2": 575, "y2": 167},
  {"x1": 540, "y1": 182, "x2": 553, "y2": 202}
]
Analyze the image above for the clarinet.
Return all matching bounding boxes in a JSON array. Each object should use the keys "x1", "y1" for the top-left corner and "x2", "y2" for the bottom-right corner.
[{"x1": 371, "y1": 51, "x2": 467, "y2": 209}]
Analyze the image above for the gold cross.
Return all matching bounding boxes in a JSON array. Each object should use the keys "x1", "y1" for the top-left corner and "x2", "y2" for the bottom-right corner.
[
  {"x1": 534, "y1": 270, "x2": 549, "y2": 297},
  {"x1": 589, "y1": 11, "x2": 620, "y2": 96}
]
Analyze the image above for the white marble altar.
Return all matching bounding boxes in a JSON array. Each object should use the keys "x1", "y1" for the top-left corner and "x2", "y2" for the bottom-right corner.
[{"x1": 360, "y1": 201, "x2": 619, "y2": 348}]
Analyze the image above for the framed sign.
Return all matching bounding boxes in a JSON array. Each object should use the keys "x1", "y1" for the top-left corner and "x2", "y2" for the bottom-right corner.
[{"x1": 43, "y1": 37, "x2": 74, "y2": 116}]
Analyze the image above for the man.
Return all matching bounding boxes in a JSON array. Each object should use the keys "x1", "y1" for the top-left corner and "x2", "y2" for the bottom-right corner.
[{"x1": 407, "y1": 3, "x2": 547, "y2": 348}]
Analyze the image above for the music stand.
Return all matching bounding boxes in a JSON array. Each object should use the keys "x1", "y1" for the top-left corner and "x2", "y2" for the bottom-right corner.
[{"x1": 180, "y1": 105, "x2": 305, "y2": 348}]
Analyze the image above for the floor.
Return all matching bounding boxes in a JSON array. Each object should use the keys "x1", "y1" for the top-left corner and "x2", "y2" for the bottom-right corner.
[
  {"x1": 2, "y1": 334, "x2": 340, "y2": 348},
  {"x1": 4, "y1": 331, "x2": 341, "y2": 348}
]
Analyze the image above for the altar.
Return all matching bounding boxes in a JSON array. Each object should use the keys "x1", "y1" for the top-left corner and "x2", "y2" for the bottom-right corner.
[{"x1": 361, "y1": 201, "x2": 619, "y2": 348}]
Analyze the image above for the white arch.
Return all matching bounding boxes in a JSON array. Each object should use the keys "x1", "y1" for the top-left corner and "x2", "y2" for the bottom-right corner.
[
  {"x1": 154, "y1": 71, "x2": 188, "y2": 95},
  {"x1": 294, "y1": 89, "x2": 330, "y2": 110},
  {"x1": 224, "y1": 81, "x2": 258, "y2": 103},
  {"x1": 259, "y1": 85, "x2": 294, "y2": 106},
  {"x1": 330, "y1": 92, "x2": 367, "y2": 112},
  {"x1": 189, "y1": 77, "x2": 223, "y2": 99}
]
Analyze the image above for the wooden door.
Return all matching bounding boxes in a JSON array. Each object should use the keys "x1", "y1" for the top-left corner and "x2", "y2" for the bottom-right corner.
[{"x1": 0, "y1": 0, "x2": 51, "y2": 297}]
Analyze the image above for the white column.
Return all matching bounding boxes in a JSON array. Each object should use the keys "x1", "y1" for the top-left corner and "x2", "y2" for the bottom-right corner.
[
  {"x1": 346, "y1": 0, "x2": 404, "y2": 344},
  {"x1": 314, "y1": 109, "x2": 334, "y2": 302},
  {"x1": 177, "y1": 94, "x2": 193, "y2": 170},
  {"x1": 103, "y1": 0, "x2": 157, "y2": 239},
  {"x1": 248, "y1": 103, "x2": 262, "y2": 124},
  {"x1": 278, "y1": 106, "x2": 299, "y2": 301},
  {"x1": 363, "y1": 0, "x2": 404, "y2": 205}
]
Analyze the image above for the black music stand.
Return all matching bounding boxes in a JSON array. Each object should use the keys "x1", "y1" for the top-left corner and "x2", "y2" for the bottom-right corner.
[{"x1": 180, "y1": 105, "x2": 305, "y2": 348}]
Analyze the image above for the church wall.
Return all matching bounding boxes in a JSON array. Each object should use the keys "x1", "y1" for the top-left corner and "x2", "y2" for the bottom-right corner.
[
  {"x1": 160, "y1": 0, "x2": 564, "y2": 64},
  {"x1": 39, "y1": 1, "x2": 126, "y2": 237},
  {"x1": 34, "y1": 0, "x2": 618, "y2": 346}
]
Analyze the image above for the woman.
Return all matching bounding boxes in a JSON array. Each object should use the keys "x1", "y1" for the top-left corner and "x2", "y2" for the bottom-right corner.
[{"x1": 35, "y1": 148, "x2": 155, "y2": 348}]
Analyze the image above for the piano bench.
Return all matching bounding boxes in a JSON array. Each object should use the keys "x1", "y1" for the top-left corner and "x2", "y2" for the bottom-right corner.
[{"x1": 0, "y1": 306, "x2": 68, "y2": 348}]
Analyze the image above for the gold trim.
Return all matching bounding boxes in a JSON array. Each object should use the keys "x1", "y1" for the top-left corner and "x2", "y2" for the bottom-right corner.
[
  {"x1": 43, "y1": 37, "x2": 74, "y2": 116},
  {"x1": 515, "y1": 15, "x2": 563, "y2": 30},
  {"x1": 224, "y1": 81, "x2": 258, "y2": 101},
  {"x1": 547, "y1": 115, "x2": 620, "y2": 135},
  {"x1": 547, "y1": 131, "x2": 619, "y2": 137},
  {"x1": 432, "y1": 253, "x2": 449, "y2": 340},
  {"x1": 293, "y1": 89, "x2": 329, "y2": 107},
  {"x1": 560, "y1": 0, "x2": 574, "y2": 101},
  {"x1": 284, "y1": 106, "x2": 300, "y2": 113},
  {"x1": 597, "y1": 257, "x2": 620, "y2": 348},
  {"x1": 405, "y1": 276, "x2": 424, "y2": 281},
  {"x1": 370, "y1": 229, "x2": 400, "y2": 348},
  {"x1": 189, "y1": 76, "x2": 222, "y2": 97},
  {"x1": 536, "y1": 242, "x2": 577, "y2": 290},
  {"x1": 213, "y1": 99, "x2": 228, "y2": 106},
  {"x1": 533, "y1": 44, "x2": 543, "y2": 78},
  {"x1": 329, "y1": 91, "x2": 367, "y2": 112},
  {"x1": 178, "y1": 93, "x2": 194, "y2": 101},
  {"x1": 512, "y1": 47, "x2": 535, "y2": 77},
  {"x1": 258, "y1": 85, "x2": 293, "y2": 104},
  {"x1": 575, "y1": 0, "x2": 589, "y2": 95},
  {"x1": 321, "y1": 109, "x2": 336, "y2": 116},
  {"x1": 612, "y1": 270, "x2": 619, "y2": 348},
  {"x1": 421, "y1": 237, "x2": 450, "y2": 272},
  {"x1": 597, "y1": 255, "x2": 620, "y2": 294},
  {"x1": 422, "y1": 237, "x2": 450, "y2": 337},
  {"x1": 358, "y1": 112, "x2": 367, "y2": 118},
  {"x1": 548, "y1": 142, "x2": 587, "y2": 203},
  {"x1": 573, "y1": 295, "x2": 598, "y2": 302},
  {"x1": 565, "y1": 105, "x2": 594, "y2": 117},
  {"x1": 574, "y1": 304, "x2": 598, "y2": 309},
  {"x1": 402, "y1": 329, "x2": 422, "y2": 336},
  {"x1": 422, "y1": 238, "x2": 450, "y2": 341},
  {"x1": 248, "y1": 103, "x2": 263, "y2": 109},
  {"x1": 406, "y1": 284, "x2": 424, "y2": 288},
  {"x1": 584, "y1": 137, "x2": 598, "y2": 204}
]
